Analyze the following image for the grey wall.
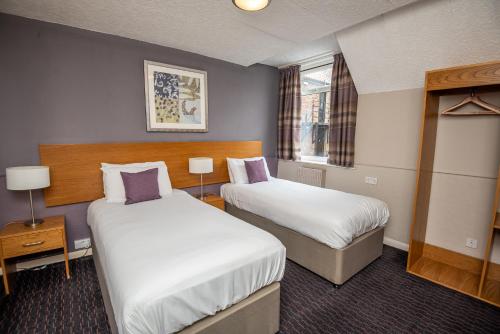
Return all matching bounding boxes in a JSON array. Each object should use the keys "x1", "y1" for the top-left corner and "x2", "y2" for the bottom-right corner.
[{"x1": 0, "y1": 14, "x2": 279, "y2": 251}]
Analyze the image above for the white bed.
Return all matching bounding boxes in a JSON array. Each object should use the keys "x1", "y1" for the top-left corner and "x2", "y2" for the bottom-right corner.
[
  {"x1": 221, "y1": 177, "x2": 389, "y2": 249},
  {"x1": 87, "y1": 189, "x2": 286, "y2": 334}
]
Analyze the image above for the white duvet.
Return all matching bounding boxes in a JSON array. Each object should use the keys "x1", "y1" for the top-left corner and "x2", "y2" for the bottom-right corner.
[
  {"x1": 87, "y1": 190, "x2": 285, "y2": 334},
  {"x1": 221, "y1": 178, "x2": 389, "y2": 249}
]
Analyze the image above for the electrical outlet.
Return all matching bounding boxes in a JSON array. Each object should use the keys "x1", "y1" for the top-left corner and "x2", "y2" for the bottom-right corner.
[
  {"x1": 365, "y1": 176, "x2": 378, "y2": 185},
  {"x1": 74, "y1": 238, "x2": 91, "y2": 250},
  {"x1": 465, "y1": 238, "x2": 478, "y2": 249}
]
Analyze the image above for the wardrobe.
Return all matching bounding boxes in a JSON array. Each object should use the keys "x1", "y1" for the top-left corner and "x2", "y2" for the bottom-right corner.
[{"x1": 407, "y1": 61, "x2": 500, "y2": 307}]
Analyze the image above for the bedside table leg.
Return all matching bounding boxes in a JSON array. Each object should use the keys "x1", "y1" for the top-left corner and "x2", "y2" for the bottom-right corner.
[
  {"x1": 1, "y1": 258, "x2": 10, "y2": 295},
  {"x1": 63, "y1": 248, "x2": 70, "y2": 279},
  {"x1": 62, "y1": 235, "x2": 70, "y2": 279}
]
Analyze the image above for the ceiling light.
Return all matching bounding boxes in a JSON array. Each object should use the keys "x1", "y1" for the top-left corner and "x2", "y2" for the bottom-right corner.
[{"x1": 232, "y1": 0, "x2": 271, "y2": 12}]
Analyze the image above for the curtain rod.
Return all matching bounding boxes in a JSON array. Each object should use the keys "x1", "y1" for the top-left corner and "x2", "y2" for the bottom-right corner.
[
  {"x1": 278, "y1": 51, "x2": 336, "y2": 69},
  {"x1": 300, "y1": 62, "x2": 333, "y2": 72}
]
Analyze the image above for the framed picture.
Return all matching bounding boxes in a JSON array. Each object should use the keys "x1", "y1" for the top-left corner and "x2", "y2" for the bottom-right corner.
[{"x1": 144, "y1": 60, "x2": 208, "y2": 132}]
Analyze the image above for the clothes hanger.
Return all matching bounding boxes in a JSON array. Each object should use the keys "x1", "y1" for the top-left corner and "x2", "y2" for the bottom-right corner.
[{"x1": 441, "y1": 90, "x2": 500, "y2": 116}]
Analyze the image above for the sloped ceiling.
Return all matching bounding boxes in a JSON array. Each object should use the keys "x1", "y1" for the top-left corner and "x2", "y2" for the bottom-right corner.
[
  {"x1": 0, "y1": 0, "x2": 418, "y2": 67},
  {"x1": 337, "y1": 0, "x2": 500, "y2": 94},
  {"x1": 261, "y1": 33, "x2": 341, "y2": 67}
]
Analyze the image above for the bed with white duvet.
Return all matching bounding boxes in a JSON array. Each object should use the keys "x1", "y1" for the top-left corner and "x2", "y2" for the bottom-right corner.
[
  {"x1": 221, "y1": 177, "x2": 389, "y2": 249},
  {"x1": 88, "y1": 189, "x2": 286, "y2": 334}
]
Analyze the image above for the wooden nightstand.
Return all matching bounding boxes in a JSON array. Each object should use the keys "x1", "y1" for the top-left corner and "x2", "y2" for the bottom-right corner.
[
  {"x1": 201, "y1": 194, "x2": 225, "y2": 211},
  {"x1": 0, "y1": 215, "x2": 70, "y2": 294}
]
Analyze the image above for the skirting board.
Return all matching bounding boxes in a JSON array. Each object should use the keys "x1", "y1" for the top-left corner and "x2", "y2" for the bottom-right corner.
[
  {"x1": 383, "y1": 237, "x2": 409, "y2": 251},
  {"x1": 0, "y1": 248, "x2": 93, "y2": 276},
  {"x1": 0, "y1": 238, "x2": 409, "y2": 276}
]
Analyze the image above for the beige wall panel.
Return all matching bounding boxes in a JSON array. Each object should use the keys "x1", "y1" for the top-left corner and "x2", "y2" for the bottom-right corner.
[
  {"x1": 355, "y1": 88, "x2": 423, "y2": 169},
  {"x1": 277, "y1": 159, "x2": 304, "y2": 182},
  {"x1": 277, "y1": 160, "x2": 416, "y2": 245},
  {"x1": 324, "y1": 165, "x2": 416, "y2": 244},
  {"x1": 426, "y1": 173, "x2": 500, "y2": 262},
  {"x1": 434, "y1": 92, "x2": 500, "y2": 178}
]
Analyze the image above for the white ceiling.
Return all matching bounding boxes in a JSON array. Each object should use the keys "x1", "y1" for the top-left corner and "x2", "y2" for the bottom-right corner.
[
  {"x1": 337, "y1": 0, "x2": 500, "y2": 94},
  {"x1": 262, "y1": 32, "x2": 341, "y2": 67},
  {"x1": 0, "y1": 0, "x2": 418, "y2": 67}
]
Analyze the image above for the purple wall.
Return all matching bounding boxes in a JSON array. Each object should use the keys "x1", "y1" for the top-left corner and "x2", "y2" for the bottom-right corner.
[{"x1": 0, "y1": 14, "x2": 279, "y2": 251}]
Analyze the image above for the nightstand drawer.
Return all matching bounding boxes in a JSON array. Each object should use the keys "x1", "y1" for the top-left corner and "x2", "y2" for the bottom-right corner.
[
  {"x1": 202, "y1": 195, "x2": 225, "y2": 211},
  {"x1": 2, "y1": 230, "x2": 63, "y2": 258},
  {"x1": 207, "y1": 200, "x2": 225, "y2": 210}
]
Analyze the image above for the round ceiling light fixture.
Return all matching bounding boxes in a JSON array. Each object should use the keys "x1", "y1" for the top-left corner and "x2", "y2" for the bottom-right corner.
[{"x1": 232, "y1": 0, "x2": 271, "y2": 12}]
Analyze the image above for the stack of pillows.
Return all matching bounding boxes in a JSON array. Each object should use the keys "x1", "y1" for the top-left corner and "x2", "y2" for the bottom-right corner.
[
  {"x1": 100, "y1": 157, "x2": 270, "y2": 205},
  {"x1": 101, "y1": 162, "x2": 172, "y2": 205},
  {"x1": 227, "y1": 157, "x2": 271, "y2": 184}
]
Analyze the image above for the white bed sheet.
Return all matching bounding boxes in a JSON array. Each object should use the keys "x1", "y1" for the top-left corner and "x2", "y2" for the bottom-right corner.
[
  {"x1": 87, "y1": 190, "x2": 285, "y2": 334},
  {"x1": 221, "y1": 178, "x2": 389, "y2": 249}
]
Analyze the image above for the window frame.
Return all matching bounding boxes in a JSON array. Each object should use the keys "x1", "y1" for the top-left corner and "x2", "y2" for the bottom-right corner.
[{"x1": 299, "y1": 63, "x2": 333, "y2": 164}]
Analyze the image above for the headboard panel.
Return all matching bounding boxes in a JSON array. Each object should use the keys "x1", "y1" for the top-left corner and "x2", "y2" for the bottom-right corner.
[{"x1": 39, "y1": 141, "x2": 262, "y2": 207}]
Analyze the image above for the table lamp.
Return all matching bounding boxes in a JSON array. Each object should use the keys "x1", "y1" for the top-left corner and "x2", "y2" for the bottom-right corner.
[
  {"x1": 189, "y1": 158, "x2": 213, "y2": 200},
  {"x1": 6, "y1": 166, "x2": 50, "y2": 228}
]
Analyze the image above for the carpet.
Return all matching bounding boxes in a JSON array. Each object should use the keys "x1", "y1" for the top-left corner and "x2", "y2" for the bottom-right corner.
[{"x1": 1, "y1": 246, "x2": 499, "y2": 333}]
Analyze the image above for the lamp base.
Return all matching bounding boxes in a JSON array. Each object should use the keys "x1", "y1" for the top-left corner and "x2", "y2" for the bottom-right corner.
[
  {"x1": 194, "y1": 192, "x2": 215, "y2": 201},
  {"x1": 24, "y1": 218, "x2": 44, "y2": 228}
]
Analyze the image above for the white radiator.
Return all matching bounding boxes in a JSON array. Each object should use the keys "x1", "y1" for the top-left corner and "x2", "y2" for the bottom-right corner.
[{"x1": 297, "y1": 167, "x2": 324, "y2": 187}]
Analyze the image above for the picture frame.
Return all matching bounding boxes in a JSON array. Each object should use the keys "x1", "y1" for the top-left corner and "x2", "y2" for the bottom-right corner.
[{"x1": 144, "y1": 60, "x2": 208, "y2": 132}]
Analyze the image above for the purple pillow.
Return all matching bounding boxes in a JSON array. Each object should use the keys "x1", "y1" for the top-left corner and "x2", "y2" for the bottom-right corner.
[
  {"x1": 244, "y1": 159, "x2": 268, "y2": 184},
  {"x1": 120, "y1": 168, "x2": 161, "y2": 205}
]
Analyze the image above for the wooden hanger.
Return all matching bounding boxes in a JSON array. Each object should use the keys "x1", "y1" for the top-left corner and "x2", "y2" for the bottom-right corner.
[{"x1": 441, "y1": 90, "x2": 500, "y2": 116}]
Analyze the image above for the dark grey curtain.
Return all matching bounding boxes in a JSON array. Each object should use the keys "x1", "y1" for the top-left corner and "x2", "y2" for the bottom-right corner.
[
  {"x1": 277, "y1": 65, "x2": 301, "y2": 161},
  {"x1": 328, "y1": 53, "x2": 358, "y2": 167}
]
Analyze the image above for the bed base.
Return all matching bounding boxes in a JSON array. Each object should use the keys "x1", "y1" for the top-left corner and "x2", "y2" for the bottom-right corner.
[
  {"x1": 91, "y1": 232, "x2": 280, "y2": 334},
  {"x1": 226, "y1": 203, "x2": 384, "y2": 285}
]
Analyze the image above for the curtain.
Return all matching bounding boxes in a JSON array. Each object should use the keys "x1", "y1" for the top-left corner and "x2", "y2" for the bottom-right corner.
[
  {"x1": 277, "y1": 65, "x2": 301, "y2": 161},
  {"x1": 328, "y1": 53, "x2": 358, "y2": 167}
]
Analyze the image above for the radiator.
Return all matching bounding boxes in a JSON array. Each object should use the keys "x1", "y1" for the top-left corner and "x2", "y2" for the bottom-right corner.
[{"x1": 297, "y1": 167, "x2": 324, "y2": 187}]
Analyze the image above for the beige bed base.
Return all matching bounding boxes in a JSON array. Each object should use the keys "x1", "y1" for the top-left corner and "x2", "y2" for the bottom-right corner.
[
  {"x1": 90, "y1": 232, "x2": 280, "y2": 334},
  {"x1": 226, "y1": 203, "x2": 384, "y2": 285}
]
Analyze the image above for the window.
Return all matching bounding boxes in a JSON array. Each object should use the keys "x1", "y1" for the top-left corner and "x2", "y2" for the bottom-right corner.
[{"x1": 300, "y1": 64, "x2": 332, "y2": 163}]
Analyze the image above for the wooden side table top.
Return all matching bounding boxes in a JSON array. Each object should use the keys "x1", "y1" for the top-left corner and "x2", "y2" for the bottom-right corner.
[
  {"x1": 200, "y1": 194, "x2": 225, "y2": 210},
  {"x1": 0, "y1": 215, "x2": 65, "y2": 239}
]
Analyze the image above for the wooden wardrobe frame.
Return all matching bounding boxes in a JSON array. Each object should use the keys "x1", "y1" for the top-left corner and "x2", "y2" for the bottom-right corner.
[{"x1": 407, "y1": 61, "x2": 500, "y2": 307}]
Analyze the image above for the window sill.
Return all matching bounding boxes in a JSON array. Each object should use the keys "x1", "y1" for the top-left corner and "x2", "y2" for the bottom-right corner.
[
  {"x1": 300, "y1": 156, "x2": 328, "y2": 164},
  {"x1": 297, "y1": 157, "x2": 356, "y2": 170},
  {"x1": 300, "y1": 159, "x2": 327, "y2": 167}
]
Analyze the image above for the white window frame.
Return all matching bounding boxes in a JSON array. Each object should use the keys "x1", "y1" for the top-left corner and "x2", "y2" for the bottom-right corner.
[{"x1": 299, "y1": 59, "x2": 333, "y2": 164}]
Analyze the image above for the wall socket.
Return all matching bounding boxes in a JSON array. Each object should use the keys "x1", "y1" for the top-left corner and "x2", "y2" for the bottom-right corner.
[
  {"x1": 74, "y1": 238, "x2": 91, "y2": 250},
  {"x1": 465, "y1": 238, "x2": 478, "y2": 249},
  {"x1": 365, "y1": 176, "x2": 378, "y2": 185}
]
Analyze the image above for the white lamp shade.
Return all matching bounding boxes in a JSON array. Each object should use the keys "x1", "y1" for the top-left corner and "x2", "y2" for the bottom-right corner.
[
  {"x1": 189, "y1": 157, "x2": 213, "y2": 174},
  {"x1": 6, "y1": 166, "x2": 50, "y2": 190}
]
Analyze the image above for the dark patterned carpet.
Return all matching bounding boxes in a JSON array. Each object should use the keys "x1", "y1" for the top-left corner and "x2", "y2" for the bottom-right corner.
[{"x1": 1, "y1": 246, "x2": 499, "y2": 333}]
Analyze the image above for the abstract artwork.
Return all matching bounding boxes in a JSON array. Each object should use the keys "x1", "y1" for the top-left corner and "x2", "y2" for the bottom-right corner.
[{"x1": 144, "y1": 61, "x2": 208, "y2": 132}]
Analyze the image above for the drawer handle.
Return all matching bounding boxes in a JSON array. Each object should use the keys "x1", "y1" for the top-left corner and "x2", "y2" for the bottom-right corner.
[{"x1": 22, "y1": 240, "x2": 45, "y2": 247}]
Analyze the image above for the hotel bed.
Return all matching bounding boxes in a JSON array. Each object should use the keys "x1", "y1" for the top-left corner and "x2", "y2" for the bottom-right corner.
[
  {"x1": 88, "y1": 189, "x2": 286, "y2": 334},
  {"x1": 38, "y1": 141, "x2": 285, "y2": 334},
  {"x1": 221, "y1": 177, "x2": 389, "y2": 285}
]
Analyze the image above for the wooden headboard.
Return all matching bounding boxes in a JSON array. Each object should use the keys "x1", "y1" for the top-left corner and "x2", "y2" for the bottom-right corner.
[{"x1": 39, "y1": 141, "x2": 262, "y2": 207}]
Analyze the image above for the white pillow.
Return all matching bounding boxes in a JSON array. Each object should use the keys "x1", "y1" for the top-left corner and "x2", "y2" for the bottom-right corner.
[
  {"x1": 101, "y1": 161, "x2": 172, "y2": 203},
  {"x1": 227, "y1": 159, "x2": 235, "y2": 183},
  {"x1": 226, "y1": 157, "x2": 271, "y2": 184}
]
